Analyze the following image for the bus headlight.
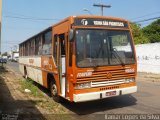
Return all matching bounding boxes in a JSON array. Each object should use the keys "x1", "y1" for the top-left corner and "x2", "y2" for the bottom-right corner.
[
  {"x1": 75, "y1": 82, "x2": 91, "y2": 89},
  {"x1": 125, "y1": 78, "x2": 135, "y2": 83}
]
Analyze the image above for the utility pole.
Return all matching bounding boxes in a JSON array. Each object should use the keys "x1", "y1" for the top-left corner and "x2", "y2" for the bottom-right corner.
[
  {"x1": 93, "y1": 3, "x2": 111, "y2": 16},
  {"x1": 0, "y1": 0, "x2": 2, "y2": 56}
]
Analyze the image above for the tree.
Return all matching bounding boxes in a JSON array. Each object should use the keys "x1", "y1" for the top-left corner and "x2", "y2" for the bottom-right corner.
[
  {"x1": 2, "y1": 52, "x2": 8, "y2": 56},
  {"x1": 130, "y1": 22, "x2": 149, "y2": 44},
  {"x1": 142, "y1": 19, "x2": 160, "y2": 43}
]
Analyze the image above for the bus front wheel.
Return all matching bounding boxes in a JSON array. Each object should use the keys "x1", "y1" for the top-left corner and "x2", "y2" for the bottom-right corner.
[{"x1": 50, "y1": 81, "x2": 61, "y2": 102}]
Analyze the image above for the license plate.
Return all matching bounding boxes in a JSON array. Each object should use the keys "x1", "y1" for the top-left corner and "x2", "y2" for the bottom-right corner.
[{"x1": 106, "y1": 91, "x2": 116, "y2": 96}]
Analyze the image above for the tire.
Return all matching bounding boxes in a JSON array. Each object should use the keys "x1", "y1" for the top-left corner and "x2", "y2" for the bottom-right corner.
[
  {"x1": 24, "y1": 67, "x2": 28, "y2": 79},
  {"x1": 24, "y1": 74, "x2": 28, "y2": 79},
  {"x1": 50, "y1": 80, "x2": 61, "y2": 103}
]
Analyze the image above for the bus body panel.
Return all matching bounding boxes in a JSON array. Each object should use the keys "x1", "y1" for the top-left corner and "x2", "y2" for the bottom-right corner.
[{"x1": 19, "y1": 57, "x2": 43, "y2": 85}]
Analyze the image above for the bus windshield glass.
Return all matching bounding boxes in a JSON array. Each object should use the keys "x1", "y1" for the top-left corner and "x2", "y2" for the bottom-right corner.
[{"x1": 76, "y1": 29, "x2": 135, "y2": 68}]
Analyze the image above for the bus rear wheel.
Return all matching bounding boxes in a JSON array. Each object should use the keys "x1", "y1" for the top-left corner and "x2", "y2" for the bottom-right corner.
[
  {"x1": 50, "y1": 81, "x2": 61, "y2": 102},
  {"x1": 24, "y1": 66, "x2": 28, "y2": 79}
]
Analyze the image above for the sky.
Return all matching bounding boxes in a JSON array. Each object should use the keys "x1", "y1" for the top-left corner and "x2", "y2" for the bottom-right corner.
[{"x1": 1, "y1": 0, "x2": 160, "y2": 53}]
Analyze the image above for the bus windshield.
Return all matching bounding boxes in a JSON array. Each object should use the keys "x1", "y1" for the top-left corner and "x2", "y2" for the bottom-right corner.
[{"x1": 76, "y1": 29, "x2": 135, "y2": 68}]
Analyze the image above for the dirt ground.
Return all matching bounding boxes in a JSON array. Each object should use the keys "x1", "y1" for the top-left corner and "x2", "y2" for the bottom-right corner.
[
  {"x1": 0, "y1": 66, "x2": 74, "y2": 120},
  {"x1": 0, "y1": 64, "x2": 160, "y2": 120}
]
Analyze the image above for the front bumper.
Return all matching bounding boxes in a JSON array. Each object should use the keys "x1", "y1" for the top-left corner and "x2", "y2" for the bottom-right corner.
[{"x1": 73, "y1": 86, "x2": 137, "y2": 102}]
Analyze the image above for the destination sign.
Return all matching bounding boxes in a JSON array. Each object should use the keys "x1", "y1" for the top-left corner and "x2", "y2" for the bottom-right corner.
[{"x1": 74, "y1": 18, "x2": 128, "y2": 28}]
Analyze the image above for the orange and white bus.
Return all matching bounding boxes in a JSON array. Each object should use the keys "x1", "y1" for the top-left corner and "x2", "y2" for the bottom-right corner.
[{"x1": 19, "y1": 16, "x2": 137, "y2": 102}]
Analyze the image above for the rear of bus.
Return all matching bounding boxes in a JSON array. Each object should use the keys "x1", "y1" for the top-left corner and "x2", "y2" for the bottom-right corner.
[{"x1": 69, "y1": 16, "x2": 137, "y2": 102}]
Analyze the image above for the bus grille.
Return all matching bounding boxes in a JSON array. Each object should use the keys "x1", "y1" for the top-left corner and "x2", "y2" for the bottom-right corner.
[
  {"x1": 91, "y1": 79, "x2": 125, "y2": 87},
  {"x1": 76, "y1": 68, "x2": 135, "y2": 87}
]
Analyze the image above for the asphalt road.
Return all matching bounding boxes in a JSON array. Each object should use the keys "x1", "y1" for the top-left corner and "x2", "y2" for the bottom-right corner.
[
  {"x1": 6, "y1": 61, "x2": 20, "y2": 73},
  {"x1": 4, "y1": 62, "x2": 160, "y2": 120}
]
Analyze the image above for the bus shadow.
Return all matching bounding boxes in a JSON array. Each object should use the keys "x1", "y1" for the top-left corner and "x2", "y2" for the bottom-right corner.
[
  {"x1": 0, "y1": 71, "x2": 45, "y2": 120},
  {"x1": 27, "y1": 77, "x2": 137, "y2": 115},
  {"x1": 61, "y1": 94, "x2": 137, "y2": 115}
]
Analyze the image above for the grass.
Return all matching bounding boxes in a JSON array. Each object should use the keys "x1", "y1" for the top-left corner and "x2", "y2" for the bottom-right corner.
[
  {"x1": 19, "y1": 78, "x2": 68, "y2": 114},
  {"x1": 0, "y1": 64, "x2": 8, "y2": 75},
  {"x1": 20, "y1": 78, "x2": 44, "y2": 98}
]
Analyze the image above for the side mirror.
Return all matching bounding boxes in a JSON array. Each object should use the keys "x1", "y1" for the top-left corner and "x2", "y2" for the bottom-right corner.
[{"x1": 69, "y1": 29, "x2": 74, "y2": 42}]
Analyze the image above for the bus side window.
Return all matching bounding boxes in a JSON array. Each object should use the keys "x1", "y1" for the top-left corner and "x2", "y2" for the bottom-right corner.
[
  {"x1": 43, "y1": 31, "x2": 52, "y2": 55},
  {"x1": 35, "y1": 37, "x2": 39, "y2": 55},
  {"x1": 53, "y1": 35, "x2": 58, "y2": 65},
  {"x1": 31, "y1": 39, "x2": 35, "y2": 56}
]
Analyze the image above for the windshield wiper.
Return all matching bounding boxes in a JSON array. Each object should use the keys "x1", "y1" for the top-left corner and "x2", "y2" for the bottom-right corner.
[{"x1": 112, "y1": 48, "x2": 125, "y2": 66}]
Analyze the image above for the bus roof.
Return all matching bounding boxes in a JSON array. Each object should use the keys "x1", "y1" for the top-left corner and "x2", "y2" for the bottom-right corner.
[
  {"x1": 52, "y1": 15, "x2": 129, "y2": 27},
  {"x1": 19, "y1": 27, "x2": 52, "y2": 45},
  {"x1": 19, "y1": 15, "x2": 129, "y2": 45},
  {"x1": 72, "y1": 15, "x2": 128, "y2": 22}
]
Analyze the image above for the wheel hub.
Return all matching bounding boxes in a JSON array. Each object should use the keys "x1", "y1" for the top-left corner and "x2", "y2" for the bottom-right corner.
[{"x1": 51, "y1": 84, "x2": 57, "y2": 96}]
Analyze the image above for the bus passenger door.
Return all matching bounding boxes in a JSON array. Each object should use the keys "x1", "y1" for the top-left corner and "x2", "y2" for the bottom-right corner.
[{"x1": 57, "y1": 34, "x2": 66, "y2": 97}]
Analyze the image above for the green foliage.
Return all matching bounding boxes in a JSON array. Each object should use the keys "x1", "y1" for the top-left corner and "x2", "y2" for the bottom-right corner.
[
  {"x1": 2, "y1": 52, "x2": 8, "y2": 56},
  {"x1": 142, "y1": 19, "x2": 160, "y2": 43},
  {"x1": 20, "y1": 78, "x2": 44, "y2": 97},
  {"x1": 20, "y1": 78, "x2": 68, "y2": 113},
  {"x1": 112, "y1": 34, "x2": 128, "y2": 46},
  {"x1": 130, "y1": 22, "x2": 149, "y2": 44},
  {"x1": 130, "y1": 19, "x2": 160, "y2": 44}
]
